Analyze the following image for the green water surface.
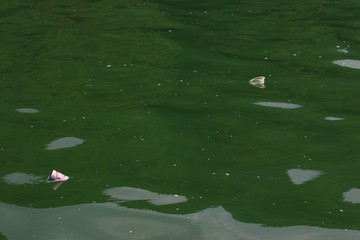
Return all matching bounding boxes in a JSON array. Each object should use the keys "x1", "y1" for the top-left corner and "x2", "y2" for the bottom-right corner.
[{"x1": 1, "y1": 1, "x2": 360, "y2": 239}]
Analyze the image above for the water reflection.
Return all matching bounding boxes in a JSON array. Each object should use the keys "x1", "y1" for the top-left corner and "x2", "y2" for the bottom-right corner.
[
  {"x1": 287, "y1": 169, "x2": 323, "y2": 185},
  {"x1": 254, "y1": 101, "x2": 302, "y2": 109},
  {"x1": 15, "y1": 108, "x2": 39, "y2": 113},
  {"x1": 343, "y1": 188, "x2": 360, "y2": 204},
  {"x1": 325, "y1": 116, "x2": 344, "y2": 121},
  {"x1": 103, "y1": 187, "x2": 187, "y2": 205},
  {"x1": 333, "y1": 59, "x2": 360, "y2": 69},
  {"x1": 337, "y1": 49, "x2": 348, "y2": 53},
  {"x1": 0, "y1": 202, "x2": 359, "y2": 240},
  {"x1": 2, "y1": 172, "x2": 42, "y2": 185},
  {"x1": 45, "y1": 137, "x2": 84, "y2": 150}
]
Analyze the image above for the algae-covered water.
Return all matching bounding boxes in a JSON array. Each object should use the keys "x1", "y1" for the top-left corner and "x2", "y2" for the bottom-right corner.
[{"x1": 1, "y1": 1, "x2": 360, "y2": 239}]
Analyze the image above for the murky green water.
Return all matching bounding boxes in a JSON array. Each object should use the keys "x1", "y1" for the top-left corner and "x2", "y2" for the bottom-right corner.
[{"x1": 1, "y1": 1, "x2": 360, "y2": 239}]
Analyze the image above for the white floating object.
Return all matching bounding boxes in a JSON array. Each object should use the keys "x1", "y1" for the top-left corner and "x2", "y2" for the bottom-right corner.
[
  {"x1": 15, "y1": 108, "x2": 39, "y2": 114},
  {"x1": 287, "y1": 169, "x2": 323, "y2": 185},
  {"x1": 254, "y1": 101, "x2": 301, "y2": 109},
  {"x1": 47, "y1": 170, "x2": 69, "y2": 182},
  {"x1": 249, "y1": 76, "x2": 265, "y2": 88},
  {"x1": 333, "y1": 59, "x2": 360, "y2": 69},
  {"x1": 325, "y1": 116, "x2": 344, "y2": 121},
  {"x1": 343, "y1": 188, "x2": 360, "y2": 204},
  {"x1": 45, "y1": 137, "x2": 84, "y2": 150}
]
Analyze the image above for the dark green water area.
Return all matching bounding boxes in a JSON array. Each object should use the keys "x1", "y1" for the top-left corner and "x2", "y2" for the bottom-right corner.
[{"x1": 1, "y1": 1, "x2": 360, "y2": 239}]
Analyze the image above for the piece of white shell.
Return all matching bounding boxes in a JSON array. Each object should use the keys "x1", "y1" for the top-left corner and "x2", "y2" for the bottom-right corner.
[{"x1": 249, "y1": 76, "x2": 265, "y2": 88}]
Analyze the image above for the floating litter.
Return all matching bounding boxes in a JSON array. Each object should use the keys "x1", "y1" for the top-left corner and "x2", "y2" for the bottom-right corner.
[
  {"x1": 249, "y1": 76, "x2": 265, "y2": 89},
  {"x1": 47, "y1": 170, "x2": 69, "y2": 183}
]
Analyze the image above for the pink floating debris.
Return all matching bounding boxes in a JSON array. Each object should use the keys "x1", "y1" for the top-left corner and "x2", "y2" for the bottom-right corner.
[{"x1": 47, "y1": 170, "x2": 69, "y2": 182}]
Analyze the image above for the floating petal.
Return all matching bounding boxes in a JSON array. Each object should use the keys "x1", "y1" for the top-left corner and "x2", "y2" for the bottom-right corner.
[
  {"x1": 47, "y1": 170, "x2": 69, "y2": 182},
  {"x1": 249, "y1": 76, "x2": 265, "y2": 88}
]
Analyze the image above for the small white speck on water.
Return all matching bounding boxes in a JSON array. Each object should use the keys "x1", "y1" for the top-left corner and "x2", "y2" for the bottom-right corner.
[
  {"x1": 129, "y1": 230, "x2": 133, "y2": 233},
  {"x1": 173, "y1": 164, "x2": 177, "y2": 167},
  {"x1": 106, "y1": 64, "x2": 111, "y2": 68},
  {"x1": 225, "y1": 173, "x2": 230, "y2": 176}
]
